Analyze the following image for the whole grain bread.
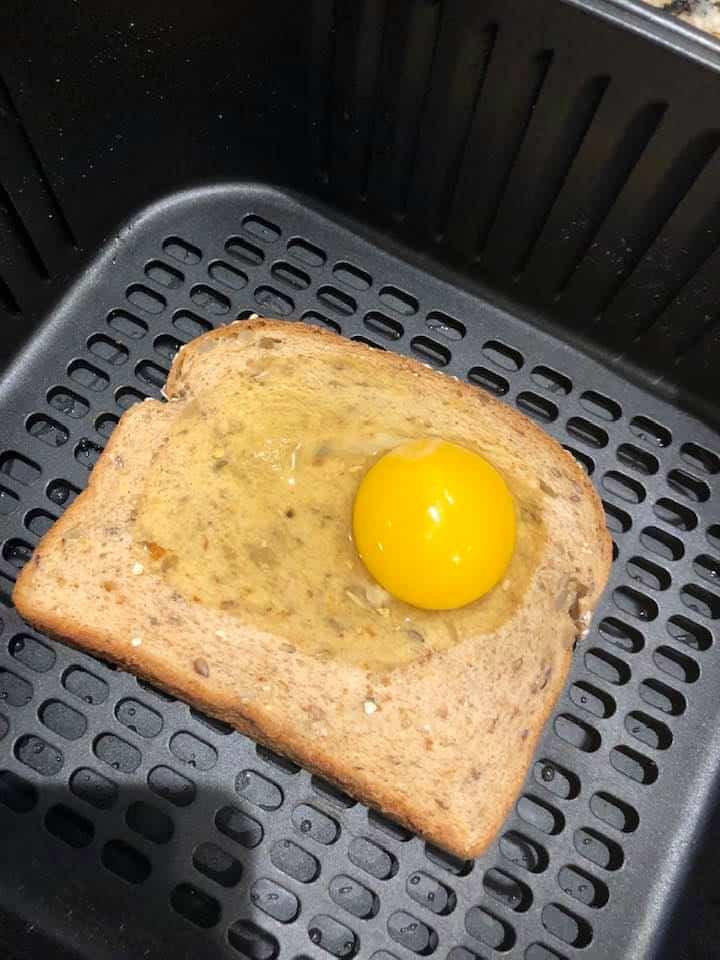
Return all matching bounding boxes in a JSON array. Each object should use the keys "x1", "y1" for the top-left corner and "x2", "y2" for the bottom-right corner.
[{"x1": 13, "y1": 318, "x2": 611, "y2": 858}]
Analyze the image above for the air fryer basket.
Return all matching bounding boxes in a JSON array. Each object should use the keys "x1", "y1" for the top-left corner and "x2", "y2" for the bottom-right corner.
[{"x1": 0, "y1": 2, "x2": 719, "y2": 959}]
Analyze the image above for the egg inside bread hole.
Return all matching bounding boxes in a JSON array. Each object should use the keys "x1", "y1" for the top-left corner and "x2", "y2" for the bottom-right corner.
[{"x1": 132, "y1": 357, "x2": 570, "y2": 673}]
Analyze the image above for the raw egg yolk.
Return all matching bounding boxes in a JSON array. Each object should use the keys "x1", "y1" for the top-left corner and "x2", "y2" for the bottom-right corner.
[{"x1": 352, "y1": 438, "x2": 516, "y2": 610}]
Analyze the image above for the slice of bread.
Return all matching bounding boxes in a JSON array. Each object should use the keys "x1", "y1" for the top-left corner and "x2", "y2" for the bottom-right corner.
[{"x1": 13, "y1": 318, "x2": 611, "y2": 858}]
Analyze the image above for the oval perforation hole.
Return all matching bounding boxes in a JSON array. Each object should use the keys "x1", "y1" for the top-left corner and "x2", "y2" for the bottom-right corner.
[
  {"x1": 102, "y1": 839, "x2": 150, "y2": 884},
  {"x1": 271, "y1": 839, "x2": 319, "y2": 883},
  {"x1": 557, "y1": 864, "x2": 609, "y2": 909},
  {"x1": 215, "y1": 805, "x2": 263, "y2": 849},
  {"x1": 639, "y1": 678, "x2": 686, "y2": 716},
  {"x1": 482, "y1": 340, "x2": 523, "y2": 371},
  {"x1": 584, "y1": 647, "x2": 631, "y2": 685},
  {"x1": 27, "y1": 415, "x2": 69, "y2": 448},
  {"x1": 694, "y1": 554, "x2": 720, "y2": 586},
  {"x1": 602, "y1": 471, "x2": 645, "y2": 503},
  {"x1": 516, "y1": 392, "x2": 558, "y2": 423},
  {"x1": 193, "y1": 841, "x2": 243, "y2": 888},
  {"x1": 74, "y1": 439, "x2": 103, "y2": 470},
  {"x1": 707, "y1": 524, "x2": 720, "y2": 551},
  {"x1": 255, "y1": 744, "x2": 299, "y2": 773},
  {"x1": 654, "y1": 644, "x2": 699, "y2": 682},
  {"x1": 236, "y1": 769, "x2": 282, "y2": 809},
  {"x1": 24, "y1": 508, "x2": 56, "y2": 539},
  {"x1": 517, "y1": 794, "x2": 564, "y2": 835},
  {"x1": 229, "y1": 920, "x2": 280, "y2": 958},
  {"x1": 126, "y1": 800, "x2": 174, "y2": 844},
  {"x1": 271, "y1": 261, "x2": 310, "y2": 291},
  {"x1": 94, "y1": 733, "x2": 141, "y2": 773},
  {"x1": 308, "y1": 914, "x2": 358, "y2": 957},
  {"x1": 330, "y1": 874, "x2": 379, "y2": 919},
  {"x1": 423, "y1": 842, "x2": 472, "y2": 877},
  {"x1": 667, "y1": 614, "x2": 712, "y2": 651},
  {"x1": 208, "y1": 260, "x2": 248, "y2": 290},
  {"x1": 681, "y1": 442, "x2": 719, "y2": 475},
  {"x1": 302, "y1": 310, "x2": 341, "y2": 334},
  {"x1": 563, "y1": 445, "x2": 594, "y2": 474},
  {"x1": 148, "y1": 765, "x2": 195, "y2": 808},
  {"x1": 153, "y1": 334, "x2": 182, "y2": 364},
  {"x1": 254, "y1": 285, "x2": 295, "y2": 316},
  {"x1": 294, "y1": 803, "x2": 340, "y2": 845},
  {"x1": 333, "y1": 261, "x2": 371, "y2": 291},
  {"x1": 116, "y1": 698, "x2": 163, "y2": 738},
  {"x1": 351, "y1": 335, "x2": 385, "y2": 350},
  {"x1": 570, "y1": 681, "x2": 616, "y2": 719},
  {"x1": 579, "y1": 391, "x2": 621, "y2": 421},
  {"x1": 426, "y1": 311, "x2": 465, "y2": 341},
  {"x1": 626, "y1": 556, "x2": 671, "y2": 591},
  {"x1": 554, "y1": 714, "x2": 600, "y2": 752},
  {"x1": 317, "y1": 285, "x2": 356, "y2": 316},
  {"x1": 567, "y1": 417, "x2": 608, "y2": 449},
  {"x1": 411, "y1": 336, "x2": 450, "y2": 367},
  {"x1": 95, "y1": 413, "x2": 119, "y2": 439},
  {"x1": 145, "y1": 259, "x2": 183, "y2": 289},
  {"x1": 170, "y1": 731, "x2": 217, "y2": 771},
  {"x1": 613, "y1": 586, "x2": 658, "y2": 621},
  {"x1": 67, "y1": 360, "x2": 109, "y2": 393},
  {"x1": 0, "y1": 485, "x2": 19, "y2": 516},
  {"x1": 70, "y1": 767, "x2": 118, "y2": 810},
  {"x1": 597, "y1": 617, "x2": 644, "y2": 653},
  {"x1": 47, "y1": 386, "x2": 90, "y2": 418},
  {"x1": 348, "y1": 837, "x2": 397, "y2": 879},
  {"x1": 15, "y1": 734, "x2": 63, "y2": 776},
  {"x1": 9, "y1": 633, "x2": 56, "y2": 672},
  {"x1": 0, "y1": 770, "x2": 37, "y2": 813},
  {"x1": 574, "y1": 827, "x2": 623, "y2": 870},
  {"x1": 242, "y1": 214, "x2": 280, "y2": 243},
  {"x1": 625, "y1": 710, "x2": 672, "y2": 750},
  {"x1": 629, "y1": 415, "x2": 671, "y2": 447},
  {"x1": 0, "y1": 667, "x2": 33, "y2": 705},
  {"x1": 62, "y1": 665, "x2": 108, "y2": 704},
  {"x1": 681, "y1": 583, "x2": 720, "y2": 620},
  {"x1": 250, "y1": 878, "x2": 299, "y2": 925},
  {"x1": 368, "y1": 809, "x2": 413, "y2": 843},
  {"x1": 525, "y1": 942, "x2": 566, "y2": 960},
  {"x1": 668, "y1": 469, "x2": 710, "y2": 503},
  {"x1": 173, "y1": 309, "x2": 212, "y2": 339},
  {"x1": 162, "y1": 236, "x2": 201, "y2": 264},
  {"x1": 617, "y1": 443, "x2": 659, "y2": 476},
  {"x1": 190, "y1": 284, "x2": 230, "y2": 316},
  {"x1": 363, "y1": 311, "x2": 403, "y2": 340},
  {"x1": 466, "y1": 906, "x2": 515, "y2": 952},
  {"x1": 170, "y1": 883, "x2": 220, "y2": 929},
  {"x1": 531, "y1": 366, "x2": 572, "y2": 395},
  {"x1": 39, "y1": 699, "x2": 87, "y2": 741},
  {"x1": 45, "y1": 804, "x2": 94, "y2": 848},
  {"x1": 378, "y1": 285, "x2": 417, "y2": 316},
  {"x1": 654, "y1": 497, "x2": 697, "y2": 531},
  {"x1": 640, "y1": 526, "x2": 684, "y2": 562},
  {"x1": 533, "y1": 759, "x2": 580, "y2": 799},
  {"x1": 610, "y1": 745, "x2": 658, "y2": 784},
  {"x1": 483, "y1": 868, "x2": 532, "y2": 912},
  {"x1": 468, "y1": 366, "x2": 509, "y2": 396},
  {"x1": 286, "y1": 237, "x2": 326, "y2": 266},
  {"x1": 126, "y1": 283, "x2": 165, "y2": 315},
  {"x1": 115, "y1": 386, "x2": 149, "y2": 411},
  {"x1": 135, "y1": 360, "x2": 168, "y2": 391},
  {"x1": 2, "y1": 538, "x2": 33, "y2": 571},
  {"x1": 499, "y1": 830, "x2": 548, "y2": 874},
  {"x1": 107, "y1": 309, "x2": 148, "y2": 340},
  {"x1": 541, "y1": 903, "x2": 592, "y2": 948},
  {"x1": 226, "y1": 236, "x2": 265, "y2": 265},
  {"x1": 590, "y1": 791, "x2": 639, "y2": 833},
  {"x1": 603, "y1": 502, "x2": 631, "y2": 534}
]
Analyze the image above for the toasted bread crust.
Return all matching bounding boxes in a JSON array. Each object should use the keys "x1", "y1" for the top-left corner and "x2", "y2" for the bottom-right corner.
[{"x1": 14, "y1": 318, "x2": 611, "y2": 858}]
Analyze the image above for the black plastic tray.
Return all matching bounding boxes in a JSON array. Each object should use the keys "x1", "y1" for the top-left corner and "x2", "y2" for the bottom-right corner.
[{"x1": 0, "y1": 184, "x2": 718, "y2": 960}]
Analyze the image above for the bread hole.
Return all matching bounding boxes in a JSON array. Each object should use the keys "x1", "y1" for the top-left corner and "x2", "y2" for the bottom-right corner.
[
  {"x1": 563, "y1": 445, "x2": 594, "y2": 475},
  {"x1": 617, "y1": 443, "x2": 658, "y2": 476},
  {"x1": 579, "y1": 391, "x2": 621, "y2": 421},
  {"x1": 0, "y1": 451, "x2": 41, "y2": 486},
  {"x1": 0, "y1": 484, "x2": 19, "y2": 516},
  {"x1": 215, "y1": 804, "x2": 263, "y2": 848},
  {"x1": 333, "y1": 261, "x2": 372, "y2": 291},
  {"x1": 483, "y1": 867, "x2": 532, "y2": 912},
  {"x1": 516, "y1": 391, "x2": 558, "y2": 423},
  {"x1": 102, "y1": 839, "x2": 151, "y2": 884},
  {"x1": 162, "y1": 236, "x2": 201, "y2": 265},
  {"x1": 208, "y1": 260, "x2": 248, "y2": 291},
  {"x1": 584, "y1": 647, "x2": 630, "y2": 685},
  {"x1": 597, "y1": 617, "x2": 644, "y2": 653},
  {"x1": 482, "y1": 339, "x2": 524, "y2": 372},
  {"x1": 126, "y1": 800, "x2": 174, "y2": 844},
  {"x1": 517, "y1": 794, "x2": 565, "y2": 835},
  {"x1": 45, "y1": 804, "x2": 94, "y2": 849},
  {"x1": 255, "y1": 284, "x2": 294, "y2": 317},
  {"x1": 625, "y1": 710, "x2": 672, "y2": 750},
  {"x1": 193, "y1": 841, "x2": 244, "y2": 888},
  {"x1": 570, "y1": 681, "x2": 615, "y2": 719},
  {"x1": 15, "y1": 733, "x2": 63, "y2": 776},
  {"x1": 70, "y1": 767, "x2": 118, "y2": 809},
  {"x1": 145, "y1": 259, "x2": 183, "y2": 290},
  {"x1": 242, "y1": 214, "x2": 281, "y2": 243},
  {"x1": 9, "y1": 633, "x2": 55, "y2": 672},
  {"x1": 411, "y1": 336, "x2": 450, "y2": 367},
  {"x1": 47, "y1": 386, "x2": 90, "y2": 418},
  {"x1": 590, "y1": 791, "x2": 639, "y2": 833},
  {"x1": 557, "y1": 864, "x2": 609, "y2": 908},
  {"x1": 0, "y1": 770, "x2": 37, "y2": 813},
  {"x1": 603, "y1": 501, "x2": 631, "y2": 534},
  {"x1": 465, "y1": 906, "x2": 515, "y2": 952},
  {"x1": 653, "y1": 496, "x2": 697, "y2": 531},
  {"x1": 693, "y1": 554, "x2": 720, "y2": 586},
  {"x1": 530, "y1": 365, "x2": 572, "y2": 395},
  {"x1": 302, "y1": 310, "x2": 341, "y2": 334},
  {"x1": 250, "y1": 878, "x2": 299, "y2": 923},
  {"x1": 625, "y1": 556, "x2": 671, "y2": 591},
  {"x1": 308, "y1": 914, "x2": 358, "y2": 958},
  {"x1": 613, "y1": 585, "x2": 657, "y2": 622},
  {"x1": 226, "y1": 235, "x2": 265, "y2": 265},
  {"x1": 271, "y1": 260, "x2": 310, "y2": 291},
  {"x1": 468, "y1": 366, "x2": 509, "y2": 396},
  {"x1": 610, "y1": 745, "x2": 658, "y2": 784},
  {"x1": 107, "y1": 308, "x2": 148, "y2": 340},
  {"x1": 532, "y1": 759, "x2": 580, "y2": 799},
  {"x1": 668, "y1": 468, "x2": 710, "y2": 503},
  {"x1": 681, "y1": 441, "x2": 719, "y2": 475},
  {"x1": 499, "y1": 830, "x2": 548, "y2": 874},
  {"x1": 39, "y1": 699, "x2": 87, "y2": 741},
  {"x1": 681, "y1": 583, "x2": 720, "y2": 621},
  {"x1": 629, "y1": 415, "x2": 671, "y2": 447},
  {"x1": 573, "y1": 827, "x2": 623, "y2": 870},
  {"x1": 286, "y1": 237, "x2": 326, "y2": 267},
  {"x1": 126, "y1": 283, "x2": 166, "y2": 315},
  {"x1": 2, "y1": 538, "x2": 33, "y2": 571},
  {"x1": 426, "y1": 310, "x2": 465, "y2": 341},
  {"x1": 364, "y1": 311, "x2": 403, "y2": 341},
  {"x1": 566, "y1": 417, "x2": 608, "y2": 449},
  {"x1": 541, "y1": 902, "x2": 592, "y2": 948},
  {"x1": 640, "y1": 526, "x2": 683, "y2": 562},
  {"x1": 639, "y1": 678, "x2": 686, "y2": 716},
  {"x1": 667, "y1": 613, "x2": 712, "y2": 651},
  {"x1": 270, "y1": 838, "x2": 320, "y2": 883},
  {"x1": 330, "y1": 873, "x2": 380, "y2": 918}
]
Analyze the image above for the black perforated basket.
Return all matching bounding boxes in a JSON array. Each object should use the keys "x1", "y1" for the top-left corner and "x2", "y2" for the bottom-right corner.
[{"x1": 0, "y1": 3, "x2": 719, "y2": 959}]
